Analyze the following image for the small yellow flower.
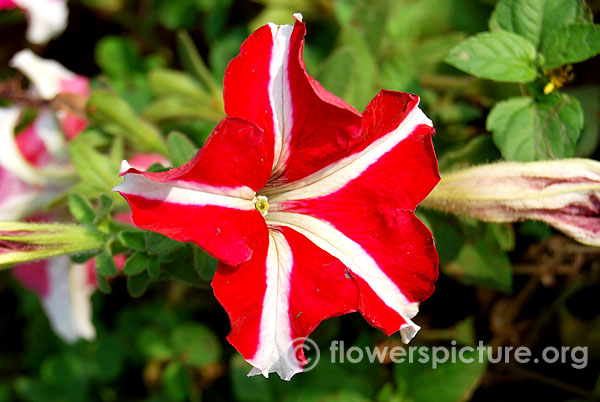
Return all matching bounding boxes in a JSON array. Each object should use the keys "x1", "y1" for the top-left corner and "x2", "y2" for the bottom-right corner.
[{"x1": 543, "y1": 65, "x2": 575, "y2": 94}]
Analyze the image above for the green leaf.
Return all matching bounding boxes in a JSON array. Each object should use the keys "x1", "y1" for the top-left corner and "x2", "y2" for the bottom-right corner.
[
  {"x1": 70, "y1": 250, "x2": 100, "y2": 264},
  {"x1": 94, "y1": 194, "x2": 115, "y2": 224},
  {"x1": 230, "y1": 355, "x2": 275, "y2": 402},
  {"x1": 444, "y1": 226, "x2": 512, "y2": 293},
  {"x1": 95, "y1": 36, "x2": 140, "y2": 78},
  {"x1": 319, "y1": 28, "x2": 378, "y2": 110},
  {"x1": 541, "y1": 23, "x2": 600, "y2": 69},
  {"x1": 489, "y1": 0, "x2": 587, "y2": 48},
  {"x1": 68, "y1": 132, "x2": 121, "y2": 196},
  {"x1": 68, "y1": 194, "x2": 96, "y2": 227},
  {"x1": 571, "y1": 86, "x2": 600, "y2": 157},
  {"x1": 88, "y1": 91, "x2": 167, "y2": 155},
  {"x1": 488, "y1": 94, "x2": 584, "y2": 161},
  {"x1": 176, "y1": 30, "x2": 221, "y2": 95},
  {"x1": 127, "y1": 271, "x2": 151, "y2": 297},
  {"x1": 155, "y1": 0, "x2": 200, "y2": 30},
  {"x1": 118, "y1": 230, "x2": 146, "y2": 252},
  {"x1": 123, "y1": 252, "x2": 149, "y2": 275},
  {"x1": 445, "y1": 31, "x2": 537, "y2": 82},
  {"x1": 145, "y1": 232, "x2": 182, "y2": 255},
  {"x1": 488, "y1": 223, "x2": 516, "y2": 252},
  {"x1": 350, "y1": 0, "x2": 390, "y2": 51},
  {"x1": 193, "y1": 246, "x2": 217, "y2": 281},
  {"x1": 136, "y1": 327, "x2": 173, "y2": 361},
  {"x1": 394, "y1": 348, "x2": 487, "y2": 402},
  {"x1": 162, "y1": 361, "x2": 188, "y2": 402},
  {"x1": 147, "y1": 257, "x2": 161, "y2": 278},
  {"x1": 167, "y1": 131, "x2": 198, "y2": 167},
  {"x1": 171, "y1": 322, "x2": 221, "y2": 368},
  {"x1": 148, "y1": 68, "x2": 210, "y2": 102},
  {"x1": 207, "y1": 26, "x2": 247, "y2": 82},
  {"x1": 89, "y1": 335, "x2": 124, "y2": 382},
  {"x1": 96, "y1": 267, "x2": 112, "y2": 294},
  {"x1": 143, "y1": 95, "x2": 223, "y2": 123},
  {"x1": 96, "y1": 251, "x2": 118, "y2": 277}
]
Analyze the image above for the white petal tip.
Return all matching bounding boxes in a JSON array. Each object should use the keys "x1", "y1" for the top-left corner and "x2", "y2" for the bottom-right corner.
[
  {"x1": 400, "y1": 322, "x2": 421, "y2": 344},
  {"x1": 293, "y1": 13, "x2": 303, "y2": 22},
  {"x1": 119, "y1": 160, "x2": 132, "y2": 175},
  {"x1": 248, "y1": 367, "x2": 269, "y2": 378}
]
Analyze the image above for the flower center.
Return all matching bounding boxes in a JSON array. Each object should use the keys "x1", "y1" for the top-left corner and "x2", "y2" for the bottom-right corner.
[{"x1": 254, "y1": 195, "x2": 269, "y2": 217}]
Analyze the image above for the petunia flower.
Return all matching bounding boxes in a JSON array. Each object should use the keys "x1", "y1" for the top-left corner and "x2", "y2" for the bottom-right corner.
[
  {"x1": 0, "y1": 106, "x2": 73, "y2": 220},
  {"x1": 10, "y1": 49, "x2": 90, "y2": 140},
  {"x1": 0, "y1": 0, "x2": 68, "y2": 45},
  {"x1": 12, "y1": 257, "x2": 97, "y2": 342},
  {"x1": 114, "y1": 14, "x2": 439, "y2": 380}
]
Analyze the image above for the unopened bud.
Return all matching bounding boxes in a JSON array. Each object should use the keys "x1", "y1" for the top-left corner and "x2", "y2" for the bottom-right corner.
[{"x1": 422, "y1": 159, "x2": 600, "y2": 247}]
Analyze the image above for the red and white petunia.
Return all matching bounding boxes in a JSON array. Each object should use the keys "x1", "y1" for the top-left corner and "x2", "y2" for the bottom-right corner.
[
  {"x1": 0, "y1": 106, "x2": 71, "y2": 220},
  {"x1": 115, "y1": 14, "x2": 439, "y2": 380},
  {"x1": 11, "y1": 49, "x2": 90, "y2": 140},
  {"x1": 0, "y1": 0, "x2": 68, "y2": 45},
  {"x1": 12, "y1": 257, "x2": 97, "y2": 342}
]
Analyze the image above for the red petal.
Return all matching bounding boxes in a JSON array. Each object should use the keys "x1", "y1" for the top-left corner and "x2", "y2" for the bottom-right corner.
[
  {"x1": 267, "y1": 91, "x2": 439, "y2": 340},
  {"x1": 212, "y1": 226, "x2": 358, "y2": 379},
  {"x1": 115, "y1": 117, "x2": 273, "y2": 266},
  {"x1": 224, "y1": 18, "x2": 363, "y2": 185}
]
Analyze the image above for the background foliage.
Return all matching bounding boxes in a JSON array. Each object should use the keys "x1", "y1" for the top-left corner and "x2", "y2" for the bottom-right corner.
[{"x1": 1, "y1": 0, "x2": 599, "y2": 401}]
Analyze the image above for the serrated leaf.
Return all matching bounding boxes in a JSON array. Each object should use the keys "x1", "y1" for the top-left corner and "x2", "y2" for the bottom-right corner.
[
  {"x1": 145, "y1": 232, "x2": 182, "y2": 255},
  {"x1": 123, "y1": 252, "x2": 149, "y2": 275},
  {"x1": 127, "y1": 271, "x2": 150, "y2": 297},
  {"x1": 541, "y1": 23, "x2": 600, "y2": 69},
  {"x1": 96, "y1": 251, "x2": 118, "y2": 277},
  {"x1": 489, "y1": 0, "x2": 587, "y2": 48},
  {"x1": 68, "y1": 194, "x2": 96, "y2": 227},
  {"x1": 118, "y1": 230, "x2": 146, "y2": 252},
  {"x1": 445, "y1": 31, "x2": 537, "y2": 83},
  {"x1": 167, "y1": 131, "x2": 197, "y2": 167},
  {"x1": 488, "y1": 94, "x2": 583, "y2": 161}
]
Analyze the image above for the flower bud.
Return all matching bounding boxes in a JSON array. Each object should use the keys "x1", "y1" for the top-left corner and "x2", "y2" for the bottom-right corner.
[
  {"x1": 0, "y1": 222, "x2": 104, "y2": 268},
  {"x1": 422, "y1": 159, "x2": 600, "y2": 246}
]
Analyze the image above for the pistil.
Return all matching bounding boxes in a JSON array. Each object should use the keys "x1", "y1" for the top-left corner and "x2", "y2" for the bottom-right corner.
[{"x1": 254, "y1": 195, "x2": 269, "y2": 217}]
